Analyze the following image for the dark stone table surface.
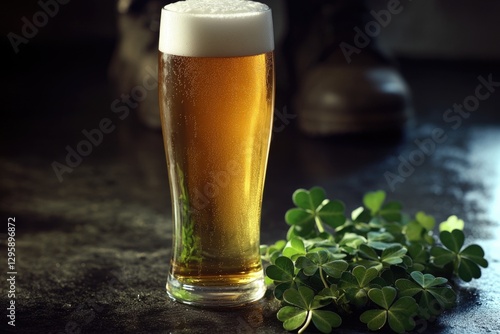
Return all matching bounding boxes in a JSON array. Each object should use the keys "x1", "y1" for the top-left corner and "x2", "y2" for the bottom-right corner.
[{"x1": 1, "y1": 40, "x2": 500, "y2": 334}]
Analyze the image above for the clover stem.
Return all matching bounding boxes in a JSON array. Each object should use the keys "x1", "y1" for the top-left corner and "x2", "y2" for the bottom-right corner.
[
  {"x1": 298, "y1": 310, "x2": 313, "y2": 334},
  {"x1": 314, "y1": 215, "x2": 325, "y2": 234},
  {"x1": 454, "y1": 254, "x2": 460, "y2": 275},
  {"x1": 319, "y1": 268, "x2": 329, "y2": 289}
]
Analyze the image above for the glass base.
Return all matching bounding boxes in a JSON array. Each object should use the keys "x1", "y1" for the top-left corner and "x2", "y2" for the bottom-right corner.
[{"x1": 166, "y1": 272, "x2": 266, "y2": 307}]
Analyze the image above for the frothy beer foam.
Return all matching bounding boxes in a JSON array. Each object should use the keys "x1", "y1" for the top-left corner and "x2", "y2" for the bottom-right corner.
[{"x1": 159, "y1": 0, "x2": 274, "y2": 57}]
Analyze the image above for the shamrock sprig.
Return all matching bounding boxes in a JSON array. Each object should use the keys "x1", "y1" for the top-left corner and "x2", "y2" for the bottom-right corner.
[
  {"x1": 261, "y1": 188, "x2": 489, "y2": 333},
  {"x1": 396, "y1": 271, "x2": 456, "y2": 320},
  {"x1": 360, "y1": 286, "x2": 418, "y2": 333},
  {"x1": 431, "y1": 229, "x2": 488, "y2": 281},
  {"x1": 277, "y1": 286, "x2": 342, "y2": 334},
  {"x1": 285, "y1": 187, "x2": 345, "y2": 238}
]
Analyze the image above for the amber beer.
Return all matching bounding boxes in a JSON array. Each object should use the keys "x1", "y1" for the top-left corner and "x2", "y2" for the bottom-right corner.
[{"x1": 158, "y1": 0, "x2": 274, "y2": 306}]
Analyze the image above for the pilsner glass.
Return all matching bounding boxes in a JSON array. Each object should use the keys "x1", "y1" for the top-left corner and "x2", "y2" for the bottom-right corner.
[{"x1": 158, "y1": 0, "x2": 274, "y2": 306}]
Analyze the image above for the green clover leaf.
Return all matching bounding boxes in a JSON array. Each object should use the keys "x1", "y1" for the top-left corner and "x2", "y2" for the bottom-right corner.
[
  {"x1": 351, "y1": 206, "x2": 371, "y2": 223},
  {"x1": 367, "y1": 231, "x2": 399, "y2": 250},
  {"x1": 277, "y1": 306, "x2": 307, "y2": 332},
  {"x1": 439, "y1": 215, "x2": 465, "y2": 232},
  {"x1": 340, "y1": 265, "x2": 381, "y2": 307},
  {"x1": 285, "y1": 187, "x2": 346, "y2": 236},
  {"x1": 396, "y1": 271, "x2": 456, "y2": 318},
  {"x1": 295, "y1": 250, "x2": 348, "y2": 288},
  {"x1": 461, "y1": 244, "x2": 489, "y2": 267},
  {"x1": 362, "y1": 190, "x2": 402, "y2": 223},
  {"x1": 416, "y1": 211, "x2": 436, "y2": 230},
  {"x1": 359, "y1": 309, "x2": 387, "y2": 331},
  {"x1": 293, "y1": 187, "x2": 326, "y2": 210},
  {"x1": 360, "y1": 287, "x2": 418, "y2": 333},
  {"x1": 284, "y1": 286, "x2": 313, "y2": 309},
  {"x1": 278, "y1": 286, "x2": 342, "y2": 334},
  {"x1": 282, "y1": 237, "x2": 306, "y2": 260},
  {"x1": 311, "y1": 310, "x2": 342, "y2": 334},
  {"x1": 381, "y1": 245, "x2": 408, "y2": 265},
  {"x1": 405, "y1": 211, "x2": 435, "y2": 243},
  {"x1": 318, "y1": 200, "x2": 346, "y2": 229},
  {"x1": 440, "y1": 229, "x2": 464, "y2": 253},
  {"x1": 317, "y1": 284, "x2": 341, "y2": 303},
  {"x1": 431, "y1": 230, "x2": 488, "y2": 281},
  {"x1": 407, "y1": 243, "x2": 430, "y2": 272},
  {"x1": 358, "y1": 244, "x2": 407, "y2": 270},
  {"x1": 260, "y1": 239, "x2": 286, "y2": 263},
  {"x1": 369, "y1": 286, "x2": 396, "y2": 309},
  {"x1": 265, "y1": 256, "x2": 297, "y2": 299},
  {"x1": 387, "y1": 296, "x2": 418, "y2": 333},
  {"x1": 363, "y1": 190, "x2": 386, "y2": 215},
  {"x1": 409, "y1": 271, "x2": 448, "y2": 288},
  {"x1": 295, "y1": 255, "x2": 317, "y2": 277},
  {"x1": 340, "y1": 265, "x2": 380, "y2": 290},
  {"x1": 285, "y1": 208, "x2": 315, "y2": 226},
  {"x1": 430, "y1": 246, "x2": 455, "y2": 266},
  {"x1": 266, "y1": 256, "x2": 294, "y2": 282}
]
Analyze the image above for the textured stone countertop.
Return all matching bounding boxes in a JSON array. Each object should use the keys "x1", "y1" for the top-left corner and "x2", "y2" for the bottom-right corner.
[{"x1": 1, "y1": 41, "x2": 500, "y2": 334}]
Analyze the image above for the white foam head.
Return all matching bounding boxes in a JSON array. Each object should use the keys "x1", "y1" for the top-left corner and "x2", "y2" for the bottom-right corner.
[{"x1": 159, "y1": 0, "x2": 274, "y2": 57}]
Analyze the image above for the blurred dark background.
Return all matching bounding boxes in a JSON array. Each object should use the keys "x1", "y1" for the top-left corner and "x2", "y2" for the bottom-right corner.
[
  {"x1": 2, "y1": 0, "x2": 500, "y2": 130},
  {"x1": 1, "y1": 1, "x2": 500, "y2": 333},
  {"x1": 2, "y1": 0, "x2": 500, "y2": 128}
]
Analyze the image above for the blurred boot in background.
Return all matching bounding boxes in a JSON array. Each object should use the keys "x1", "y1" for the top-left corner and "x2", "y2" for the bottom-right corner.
[{"x1": 286, "y1": 0, "x2": 412, "y2": 136}]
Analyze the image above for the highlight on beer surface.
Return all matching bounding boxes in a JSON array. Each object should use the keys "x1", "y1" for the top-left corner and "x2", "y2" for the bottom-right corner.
[{"x1": 159, "y1": 0, "x2": 274, "y2": 57}]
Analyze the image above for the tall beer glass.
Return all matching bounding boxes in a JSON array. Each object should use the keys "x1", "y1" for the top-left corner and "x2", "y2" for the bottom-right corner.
[{"x1": 158, "y1": 0, "x2": 274, "y2": 306}]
